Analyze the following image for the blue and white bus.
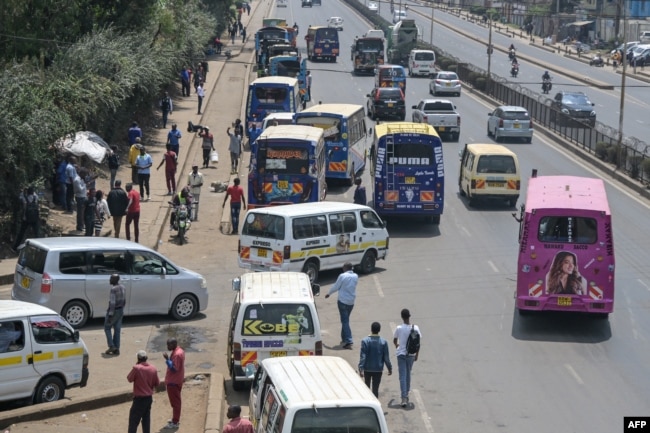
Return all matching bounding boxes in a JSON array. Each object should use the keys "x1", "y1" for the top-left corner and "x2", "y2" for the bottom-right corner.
[
  {"x1": 371, "y1": 122, "x2": 444, "y2": 223},
  {"x1": 246, "y1": 76, "x2": 301, "y2": 145},
  {"x1": 294, "y1": 104, "x2": 367, "y2": 183}
]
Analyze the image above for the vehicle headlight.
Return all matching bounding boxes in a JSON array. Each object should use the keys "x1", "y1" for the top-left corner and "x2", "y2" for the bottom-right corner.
[
  {"x1": 590, "y1": 111, "x2": 596, "y2": 117},
  {"x1": 201, "y1": 277, "x2": 208, "y2": 289},
  {"x1": 561, "y1": 108, "x2": 570, "y2": 114}
]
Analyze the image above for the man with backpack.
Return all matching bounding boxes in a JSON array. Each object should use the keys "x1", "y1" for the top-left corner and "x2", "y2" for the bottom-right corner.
[
  {"x1": 393, "y1": 308, "x2": 421, "y2": 408},
  {"x1": 12, "y1": 186, "x2": 40, "y2": 252},
  {"x1": 160, "y1": 92, "x2": 173, "y2": 129}
]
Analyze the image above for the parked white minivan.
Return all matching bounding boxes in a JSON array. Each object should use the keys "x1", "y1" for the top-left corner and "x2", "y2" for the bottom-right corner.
[
  {"x1": 12, "y1": 238, "x2": 209, "y2": 328},
  {"x1": 238, "y1": 202, "x2": 389, "y2": 282},
  {"x1": 227, "y1": 272, "x2": 322, "y2": 391},
  {"x1": 249, "y1": 356, "x2": 390, "y2": 433},
  {"x1": 0, "y1": 300, "x2": 89, "y2": 404}
]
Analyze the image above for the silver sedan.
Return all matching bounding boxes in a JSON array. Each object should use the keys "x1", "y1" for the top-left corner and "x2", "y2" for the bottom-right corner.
[
  {"x1": 486, "y1": 105, "x2": 533, "y2": 143},
  {"x1": 429, "y1": 71, "x2": 461, "y2": 96}
]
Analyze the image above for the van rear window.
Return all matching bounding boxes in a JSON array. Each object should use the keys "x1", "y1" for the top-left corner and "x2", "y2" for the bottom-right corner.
[
  {"x1": 292, "y1": 407, "x2": 382, "y2": 433},
  {"x1": 476, "y1": 155, "x2": 516, "y2": 174},
  {"x1": 242, "y1": 303, "x2": 315, "y2": 336},
  {"x1": 243, "y1": 213, "x2": 286, "y2": 240},
  {"x1": 414, "y1": 52, "x2": 434, "y2": 61},
  {"x1": 17, "y1": 244, "x2": 47, "y2": 274}
]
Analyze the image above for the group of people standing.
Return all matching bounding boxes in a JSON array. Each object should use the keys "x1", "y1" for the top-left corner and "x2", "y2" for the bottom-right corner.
[{"x1": 326, "y1": 263, "x2": 422, "y2": 407}]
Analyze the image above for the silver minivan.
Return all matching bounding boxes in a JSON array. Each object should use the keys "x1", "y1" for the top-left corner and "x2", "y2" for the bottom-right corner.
[{"x1": 12, "y1": 238, "x2": 209, "y2": 328}]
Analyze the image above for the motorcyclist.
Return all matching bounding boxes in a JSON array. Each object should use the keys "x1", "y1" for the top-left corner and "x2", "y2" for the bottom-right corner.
[
  {"x1": 542, "y1": 70, "x2": 551, "y2": 81},
  {"x1": 293, "y1": 22, "x2": 299, "y2": 35},
  {"x1": 170, "y1": 186, "x2": 193, "y2": 229},
  {"x1": 542, "y1": 70, "x2": 552, "y2": 93},
  {"x1": 511, "y1": 61, "x2": 519, "y2": 77}
]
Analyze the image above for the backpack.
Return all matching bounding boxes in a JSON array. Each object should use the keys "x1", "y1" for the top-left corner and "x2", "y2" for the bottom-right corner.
[
  {"x1": 25, "y1": 195, "x2": 40, "y2": 223},
  {"x1": 107, "y1": 153, "x2": 120, "y2": 169},
  {"x1": 405, "y1": 325, "x2": 420, "y2": 355}
]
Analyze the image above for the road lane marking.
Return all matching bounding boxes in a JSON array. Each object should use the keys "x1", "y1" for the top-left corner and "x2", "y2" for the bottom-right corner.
[
  {"x1": 412, "y1": 389, "x2": 435, "y2": 433},
  {"x1": 372, "y1": 275, "x2": 384, "y2": 298},
  {"x1": 487, "y1": 260, "x2": 499, "y2": 273},
  {"x1": 638, "y1": 279, "x2": 650, "y2": 292},
  {"x1": 564, "y1": 363, "x2": 584, "y2": 385}
]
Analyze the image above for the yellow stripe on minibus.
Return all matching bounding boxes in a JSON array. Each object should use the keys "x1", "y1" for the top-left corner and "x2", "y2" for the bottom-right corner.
[
  {"x1": 32, "y1": 352, "x2": 54, "y2": 362},
  {"x1": 58, "y1": 348, "x2": 84, "y2": 358},
  {"x1": 0, "y1": 356, "x2": 23, "y2": 367}
]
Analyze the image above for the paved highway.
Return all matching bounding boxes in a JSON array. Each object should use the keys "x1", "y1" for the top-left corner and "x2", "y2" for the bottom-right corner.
[{"x1": 270, "y1": 2, "x2": 650, "y2": 432}]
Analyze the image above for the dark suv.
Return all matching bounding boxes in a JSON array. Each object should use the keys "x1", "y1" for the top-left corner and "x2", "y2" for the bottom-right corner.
[
  {"x1": 366, "y1": 87, "x2": 406, "y2": 120},
  {"x1": 552, "y1": 91, "x2": 596, "y2": 126}
]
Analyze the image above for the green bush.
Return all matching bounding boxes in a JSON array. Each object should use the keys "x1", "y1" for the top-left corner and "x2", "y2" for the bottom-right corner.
[
  {"x1": 448, "y1": 64, "x2": 457, "y2": 71},
  {"x1": 470, "y1": 5, "x2": 487, "y2": 16},
  {"x1": 628, "y1": 155, "x2": 643, "y2": 179},
  {"x1": 595, "y1": 142, "x2": 609, "y2": 160},
  {"x1": 475, "y1": 77, "x2": 486, "y2": 91},
  {"x1": 606, "y1": 145, "x2": 620, "y2": 164}
]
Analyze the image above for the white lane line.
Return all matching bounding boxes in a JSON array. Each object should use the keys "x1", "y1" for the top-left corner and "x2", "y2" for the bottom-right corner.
[
  {"x1": 487, "y1": 260, "x2": 499, "y2": 273},
  {"x1": 373, "y1": 274, "x2": 384, "y2": 298},
  {"x1": 638, "y1": 279, "x2": 650, "y2": 292},
  {"x1": 564, "y1": 363, "x2": 584, "y2": 385},
  {"x1": 460, "y1": 226, "x2": 471, "y2": 237},
  {"x1": 412, "y1": 389, "x2": 435, "y2": 433}
]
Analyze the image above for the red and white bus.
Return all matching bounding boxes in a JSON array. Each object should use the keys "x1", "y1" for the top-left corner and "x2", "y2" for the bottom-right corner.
[{"x1": 514, "y1": 170, "x2": 615, "y2": 317}]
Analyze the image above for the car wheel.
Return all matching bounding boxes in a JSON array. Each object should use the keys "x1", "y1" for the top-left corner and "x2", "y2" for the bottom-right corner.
[
  {"x1": 487, "y1": 125, "x2": 492, "y2": 137},
  {"x1": 34, "y1": 376, "x2": 65, "y2": 404},
  {"x1": 459, "y1": 182, "x2": 466, "y2": 196},
  {"x1": 231, "y1": 362, "x2": 246, "y2": 391},
  {"x1": 494, "y1": 128, "x2": 501, "y2": 142},
  {"x1": 452, "y1": 132, "x2": 460, "y2": 142},
  {"x1": 170, "y1": 294, "x2": 198, "y2": 320},
  {"x1": 359, "y1": 250, "x2": 377, "y2": 274},
  {"x1": 525, "y1": 137, "x2": 532, "y2": 144},
  {"x1": 508, "y1": 197, "x2": 518, "y2": 208},
  {"x1": 62, "y1": 300, "x2": 89, "y2": 329},
  {"x1": 302, "y1": 260, "x2": 319, "y2": 283},
  {"x1": 467, "y1": 188, "x2": 476, "y2": 207},
  {"x1": 457, "y1": 92, "x2": 461, "y2": 97},
  {"x1": 429, "y1": 86, "x2": 433, "y2": 95}
]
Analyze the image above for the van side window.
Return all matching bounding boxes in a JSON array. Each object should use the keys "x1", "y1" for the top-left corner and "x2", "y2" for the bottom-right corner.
[
  {"x1": 131, "y1": 252, "x2": 173, "y2": 275},
  {"x1": 30, "y1": 316, "x2": 75, "y2": 344},
  {"x1": 329, "y1": 212, "x2": 357, "y2": 234},
  {"x1": 89, "y1": 251, "x2": 127, "y2": 274},
  {"x1": 0, "y1": 320, "x2": 24, "y2": 352},
  {"x1": 293, "y1": 216, "x2": 328, "y2": 239},
  {"x1": 466, "y1": 153, "x2": 475, "y2": 170},
  {"x1": 361, "y1": 211, "x2": 382, "y2": 228},
  {"x1": 59, "y1": 252, "x2": 87, "y2": 274}
]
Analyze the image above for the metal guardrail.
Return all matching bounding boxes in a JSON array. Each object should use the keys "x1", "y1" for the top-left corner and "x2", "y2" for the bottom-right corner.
[{"x1": 344, "y1": 0, "x2": 650, "y2": 184}]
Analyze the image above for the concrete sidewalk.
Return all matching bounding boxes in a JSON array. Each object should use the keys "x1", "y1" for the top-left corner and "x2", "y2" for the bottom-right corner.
[{"x1": 0, "y1": 0, "x2": 268, "y2": 431}]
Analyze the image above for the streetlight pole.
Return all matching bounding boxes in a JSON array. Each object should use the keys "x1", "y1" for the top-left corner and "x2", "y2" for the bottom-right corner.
[
  {"x1": 429, "y1": 2, "x2": 434, "y2": 45},
  {"x1": 487, "y1": 15, "x2": 493, "y2": 95},
  {"x1": 616, "y1": 0, "x2": 627, "y2": 166}
]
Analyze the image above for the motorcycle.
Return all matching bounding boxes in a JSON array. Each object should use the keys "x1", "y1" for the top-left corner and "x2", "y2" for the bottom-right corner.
[
  {"x1": 508, "y1": 49, "x2": 516, "y2": 61},
  {"x1": 510, "y1": 65, "x2": 519, "y2": 78},
  {"x1": 589, "y1": 55, "x2": 604, "y2": 67},
  {"x1": 169, "y1": 202, "x2": 191, "y2": 245},
  {"x1": 542, "y1": 78, "x2": 552, "y2": 94}
]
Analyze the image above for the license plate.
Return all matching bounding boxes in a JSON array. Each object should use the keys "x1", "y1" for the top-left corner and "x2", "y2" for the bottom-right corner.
[
  {"x1": 487, "y1": 182, "x2": 503, "y2": 187},
  {"x1": 257, "y1": 249, "x2": 268, "y2": 258},
  {"x1": 387, "y1": 103, "x2": 394, "y2": 107},
  {"x1": 270, "y1": 351, "x2": 287, "y2": 357},
  {"x1": 557, "y1": 297, "x2": 572, "y2": 306},
  {"x1": 405, "y1": 177, "x2": 415, "y2": 184},
  {"x1": 513, "y1": 124, "x2": 521, "y2": 129},
  {"x1": 438, "y1": 127, "x2": 445, "y2": 132},
  {"x1": 446, "y1": 82, "x2": 452, "y2": 86},
  {"x1": 21, "y1": 276, "x2": 31, "y2": 289},
  {"x1": 278, "y1": 180, "x2": 288, "y2": 189}
]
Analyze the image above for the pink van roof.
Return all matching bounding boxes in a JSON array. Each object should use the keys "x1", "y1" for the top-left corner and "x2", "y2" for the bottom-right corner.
[{"x1": 526, "y1": 175, "x2": 610, "y2": 214}]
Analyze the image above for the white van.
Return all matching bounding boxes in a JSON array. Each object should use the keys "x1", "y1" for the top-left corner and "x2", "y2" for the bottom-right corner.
[
  {"x1": 0, "y1": 301, "x2": 89, "y2": 404},
  {"x1": 238, "y1": 202, "x2": 389, "y2": 282},
  {"x1": 408, "y1": 49, "x2": 436, "y2": 77},
  {"x1": 364, "y1": 29, "x2": 384, "y2": 39},
  {"x1": 392, "y1": 9, "x2": 407, "y2": 23},
  {"x1": 249, "y1": 356, "x2": 389, "y2": 433},
  {"x1": 261, "y1": 112, "x2": 295, "y2": 130},
  {"x1": 227, "y1": 272, "x2": 322, "y2": 391},
  {"x1": 640, "y1": 31, "x2": 650, "y2": 43}
]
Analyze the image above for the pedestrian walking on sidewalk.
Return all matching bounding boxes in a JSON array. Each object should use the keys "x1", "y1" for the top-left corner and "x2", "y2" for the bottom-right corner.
[
  {"x1": 125, "y1": 183, "x2": 141, "y2": 243},
  {"x1": 199, "y1": 127, "x2": 215, "y2": 168},
  {"x1": 242, "y1": 27, "x2": 247, "y2": 43},
  {"x1": 128, "y1": 122, "x2": 143, "y2": 145},
  {"x1": 393, "y1": 308, "x2": 421, "y2": 408},
  {"x1": 94, "y1": 190, "x2": 111, "y2": 236},
  {"x1": 73, "y1": 169, "x2": 87, "y2": 232},
  {"x1": 246, "y1": 2, "x2": 251, "y2": 15},
  {"x1": 230, "y1": 25, "x2": 237, "y2": 44},
  {"x1": 353, "y1": 178, "x2": 367, "y2": 205},
  {"x1": 222, "y1": 178, "x2": 246, "y2": 235},
  {"x1": 107, "y1": 180, "x2": 128, "y2": 238},
  {"x1": 84, "y1": 188, "x2": 97, "y2": 237},
  {"x1": 223, "y1": 405, "x2": 254, "y2": 433},
  {"x1": 325, "y1": 262, "x2": 358, "y2": 350},
  {"x1": 187, "y1": 165, "x2": 204, "y2": 221},
  {"x1": 159, "y1": 92, "x2": 173, "y2": 129},
  {"x1": 233, "y1": 118, "x2": 244, "y2": 142},
  {"x1": 197, "y1": 81, "x2": 205, "y2": 114},
  {"x1": 358, "y1": 321, "x2": 392, "y2": 398},
  {"x1": 157, "y1": 144, "x2": 178, "y2": 195},
  {"x1": 127, "y1": 350, "x2": 160, "y2": 433},
  {"x1": 227, "y1": 127, "x2": 242, "y2": 174},
  {"x1": 107, "y1": 146, "x2": 120, "y2": 189},
  {"x1": 129, "y1": 139, "x2": 143, "y2": 185},
  {"x1": 64, "y1": 156, "x2": 78, "y2": 213},
  {"x1": 180, "y1": 67, "x2": 191, "y2": 97},
  {"x1": 135, "y1": 146, "x2": 153, "y2": 201},
  {"x1": 163, "y1": 338, "x2": 185, "y2": 430},
  {"x1": 167, "y1": 123, "x2": 182, "y2": 157},
  {"x1": 104, "y1": 273, "x2": 126, "y2": 356}
]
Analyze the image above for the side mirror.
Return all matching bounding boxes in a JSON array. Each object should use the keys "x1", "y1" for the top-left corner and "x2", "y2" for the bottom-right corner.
[
  {"x1": 73, "y1": 330, "x2": 80, "y2": 342},
  {"x1": 411, "y1": 105, "x2": 417, "y2": 109},
  {"x1": 311, "y1": 283, "x2": 321, "y2": 296},
  {"x1": 487, "y1": 112, "x2": 492, "y2": 115},
  {"x1": 232, "y1": 277, "x2": 241, "y2": 291},
  {"x1": 366, "y1": 94, "x2": 371, "y2": 97}
]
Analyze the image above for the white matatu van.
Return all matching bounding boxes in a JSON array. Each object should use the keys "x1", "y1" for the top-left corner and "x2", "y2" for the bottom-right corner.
[
  {"x1": 238, "y1": 202, "x2": 389, "y2": 282},
  {"x1": 249, "y1": 356, "x2": 390, "y2": 433},
  {"x1": 0, "y1": 300, "x2": 89, "y2": 404}
]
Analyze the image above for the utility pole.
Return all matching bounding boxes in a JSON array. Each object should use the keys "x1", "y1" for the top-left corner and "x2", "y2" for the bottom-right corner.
[
  {"x1": 616, "y1": 0, "x2": 627, "y2": 168},
  {"x1": 430, "y1": 2, "x2": 435, "y2": 46},
  {"x1": 487, "y1": 15, "x2": 493, "y2": 95}
]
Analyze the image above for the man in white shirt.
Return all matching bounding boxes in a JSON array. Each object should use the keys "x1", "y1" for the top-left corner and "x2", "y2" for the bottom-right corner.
[
  {"x1": 197, "y1": 82, "x2": 205, "y2": 114},
  {"x1": 325, "y1": 263, "x2": 358, "y2": 349},
  {"x1": 187, "y1": 165, "x2": 204, "y2": 221},
  {"x1": 393, "y1": 308, "x2": 421, "y2": 408}
]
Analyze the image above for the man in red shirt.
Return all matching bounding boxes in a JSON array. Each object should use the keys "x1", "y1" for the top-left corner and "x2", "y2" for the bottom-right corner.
[
  {"x1": 125, "y1": 183, "x2": 141, "y2": 243},
  {"x1": 156, "y1": 144, "x2": 178, "y2": 195},
  {"x1": 222, "y1": 178, "x2": 247, "y2": 235},
  {"x1": 127, "y1": 350, "x2": 160, "y2": 433},
  {"x1": 163, "y1": 338, "x2": 185, "y2": 429},
  {"x1": 223, "y1": 405, "x2": 254, "y2": 433}
]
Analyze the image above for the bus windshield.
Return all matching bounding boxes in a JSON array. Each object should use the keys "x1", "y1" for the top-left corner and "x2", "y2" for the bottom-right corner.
[
  {"x1": 259, "y1": 147, "x2": 309, "y2": 174},
  {"x1": 315, "y1": 28, "x2": 338, "y2": 41},
  {"x1": 254, "y1": 86, "x2": 289, "y2": 103},
  {"x1": 294, "y1": 116, "x2": 341, "y2": 142}
]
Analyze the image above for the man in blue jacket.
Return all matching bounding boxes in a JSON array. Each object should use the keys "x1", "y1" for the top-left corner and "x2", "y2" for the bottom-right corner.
[{"x1": 358, "y1": 321, "x2": 392, "y2": 398}]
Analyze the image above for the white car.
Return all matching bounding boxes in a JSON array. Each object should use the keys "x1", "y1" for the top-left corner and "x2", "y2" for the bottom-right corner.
[
  {"x1": 429, "y1": 71, "x2": 461, "y2": 96},
  {"x1": 327, "y1": 17, "x2": 344, "y2": 31},
  {"x1": 368, "y1": 2, "x2": 378, "y2": 12},
  {"x1": 487, "y1": 105, "x2": 533, "y2": 143}
]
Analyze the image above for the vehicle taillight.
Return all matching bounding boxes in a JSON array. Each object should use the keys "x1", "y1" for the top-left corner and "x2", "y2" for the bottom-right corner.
[
  {"x1": 423, "y1": 115, "x2": 428, "y2": 122},
  {"x1": 283, "y1": 245, "x2": 291, "y2": 260},
  {"x1": 516, "y1": 180, "x2": 521, "y2": 190},
  {"x1": 233, "y1": 342, "x2": 241, "y2": 361},
  {"x1": 41, "y1": 272, "x2": 52, "y2": 294},
  {"x1": 530, "y1": 119, "x2": 533, "y2": 129},
  {"x1": 457, "y1": 115, "x2": 461, "y2": 127},
  {"x1": 498, "y1": 118, "x2": 504, "y2": 128},
  {"x1": 315, "y1": 341, "x2": 323, "y2": 355},
  {"x1": 375, "y1": 92, "x2": 381, "y2": 101}
]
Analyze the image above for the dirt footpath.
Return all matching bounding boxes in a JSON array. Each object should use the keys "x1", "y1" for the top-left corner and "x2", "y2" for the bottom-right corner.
[{"x1": 4, "y1": 377, "x2": 208, "y2": 433}]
